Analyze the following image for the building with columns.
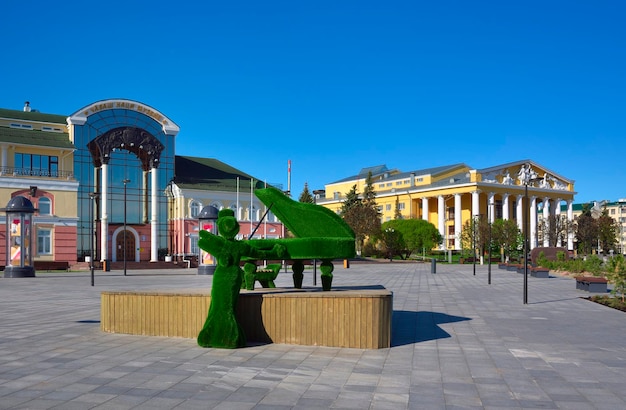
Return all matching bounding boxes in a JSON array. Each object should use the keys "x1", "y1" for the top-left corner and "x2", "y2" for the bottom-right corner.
[
  {"x1": 318, "y1": 161, "x2": 577, "y2": 251},
  {"x1": 0, "y1": 100, "x2": 283, "y2": 268}
]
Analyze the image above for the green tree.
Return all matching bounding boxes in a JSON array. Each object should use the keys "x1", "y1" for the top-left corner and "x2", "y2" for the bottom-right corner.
[
  {"x1": 380, "y1": 227, "x2": 406, "y2": 260},
  {"x1": 394, "y1": 196, "x2": 402, "y2": 219},
  {"x1": 538, "y1": 214, "x2": 573, "y2": 247},
  {"x1": 298, "y1": 182, "x2": 314, "y2": 203},
  {"x1": 491, "y1": 218, "x2": 522, "y2": 262},
  {"x1": 575, "y1": 204, "x2": 598, "y2": 255},
  {"x1": 362, "y1": 171, "x2": 377, "y2": 206},
  {"x1": 381, "y1": 219, "x2": 442, "y2": 258},
  {"x1": 340, "y1": 184, "x2": 381, "y2": 255},
  {"x1": 340, "y1": 185, "x2": 360, "y2": 213},
  {"x1": 597, "y1": 211, "x2": 618, "y2": 253},
  {"x1": 460, "y1": 216, "x2": 490, "y2": 259}
]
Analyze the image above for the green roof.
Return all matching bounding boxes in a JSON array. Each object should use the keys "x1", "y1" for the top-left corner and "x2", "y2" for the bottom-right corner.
[
  {"x1": 0, "y1": 127, "x2": 75, "y2": 150},
  {"x1": 0, "y1": 108, "x2": 66, "y2": 124},
  {"x1": 174, "y1": 156, "x2": 271, "y2": 192}
]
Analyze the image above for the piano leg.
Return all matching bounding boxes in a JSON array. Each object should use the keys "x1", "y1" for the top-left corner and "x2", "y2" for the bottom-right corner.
[
  {"x1": 292, "y1": 260, "x2": 304, "y2": 289},
  {"x1": 320, "y1": 259, "x2": 334, "y2": 291}
]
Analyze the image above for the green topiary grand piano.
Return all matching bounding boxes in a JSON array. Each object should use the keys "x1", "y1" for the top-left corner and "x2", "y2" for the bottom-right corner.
[{"x1": 247, "y1": 187, "x2": 356, "y2": 291}]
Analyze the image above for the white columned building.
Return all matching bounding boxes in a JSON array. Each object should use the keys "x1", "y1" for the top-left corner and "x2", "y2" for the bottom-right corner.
[
  {"x1": 454, "y1": 193, "x2": 462, "y2": 250},
  {"x1": 438, "y1": 195, "x2": 445, "y2": 249},
  {"x1": 151, "y1": 166, "x2": 159, "y2": 262},
  {"x1": 100, "y1": 163, "x2": 109, "y2": 262},
  {"x1": 472, "y1": 191, "x2": 480, "y2": 217},
  {"x1": 502, "y1": 193, "x2": 510, "y2": 220},
  {"x1": 516, "y1": 195, "x2": 523, "y2": 231},
  {"x1": 530, "y1": 196, "x2": 538, "y2": 249},
  {"x1": 543, "y1": 198, "x2": 551, "y2": 247}
]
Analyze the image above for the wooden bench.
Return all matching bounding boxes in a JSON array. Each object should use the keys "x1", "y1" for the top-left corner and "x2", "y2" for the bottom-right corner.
[
  {"x1": 530, "y1": 267, "x2": 550, "y2": 278},
  {"x1": 576, "y1": 277, "x2": 608, "y2": 293},
  {"x1": 242, "y1": 263, "x2": 282, "y2": 290},
  {"x1": 34, "y1": 261, "x2": 70, "y2": 272}
]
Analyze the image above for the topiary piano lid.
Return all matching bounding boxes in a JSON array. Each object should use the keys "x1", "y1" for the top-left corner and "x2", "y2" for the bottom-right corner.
[{"x1": 254, "y1": 187, "x2": 355, "y2": 239}]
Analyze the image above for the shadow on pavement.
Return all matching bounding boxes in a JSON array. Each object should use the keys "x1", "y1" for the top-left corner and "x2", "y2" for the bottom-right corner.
[{"x1": 392, "y1": 311, "x2": 471, "y2": 347}]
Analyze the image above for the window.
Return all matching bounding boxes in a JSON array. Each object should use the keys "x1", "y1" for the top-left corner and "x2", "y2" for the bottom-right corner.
[
  {"x1": 447, "y1": 207, "x2": 455, "y2": 220},
  {"x1": 386, "y1": 204, "x2": 392, "y2": 211},
  {"x1": 448, "y1": 225, "x2": 455, "y2": 235},
  {"x1": 189, "y1": 234, "x2": 199, "y2": 255},
  {"x1": 611, "y1": 209, "x2": 616, "y2": 215},
  {"x1": 448, "y1": 238, "x2": 455, "y2": 248},
  {"x1": 14, "y1": 153, "x2": 58, "y2": 177},
  {"x1": 398, "y1": 203, "x2": 405, "y2": 210},
  {"x1": 37, "y1": 229, "x2": 52, "y2": 255},
  {"x1": 378, "y1": 184, "x2": 385, "y2": 188},
  {"x1": 38, "y1": 197, "x2": 51, "y2": 215},
  {"x1": 10, "y1": 123, "x2": 32, "y2": 129},
  {"x1": 396, "y1": 181, "x2": 402, "y2": 186},
  {"x1": 190, "y1": 201, "x2": 201, "y2": 218},
  {"x1": 386, "y1": 183, "x2": 392, "y2": 187}
]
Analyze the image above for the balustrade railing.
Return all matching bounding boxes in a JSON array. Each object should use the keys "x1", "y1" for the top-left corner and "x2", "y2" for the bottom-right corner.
[{"x1": 0, "y1": 166, "x2": 74, "y2": 179}]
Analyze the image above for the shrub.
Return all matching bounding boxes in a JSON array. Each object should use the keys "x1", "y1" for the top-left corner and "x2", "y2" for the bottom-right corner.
[{"x1": 583, "y1": 255, "x2": 604, "y2": 276}]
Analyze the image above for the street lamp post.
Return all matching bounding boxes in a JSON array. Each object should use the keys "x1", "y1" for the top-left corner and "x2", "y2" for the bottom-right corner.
[
  {"x1": 89, "y1": 192, "x2": 99, "y2": 286},
  {"x1": 123, "y1": 179, "x2": 130, "y2": 276},
  {"x1": 523, "y1": 175, "x2": 541, "y2": 304},
  {"x1": 488, "y1": 202, "x2": 493, "y2": 285}
]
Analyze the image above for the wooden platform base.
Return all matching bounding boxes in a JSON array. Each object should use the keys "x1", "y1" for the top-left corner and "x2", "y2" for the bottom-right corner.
[{"x1": 101, "y1": 286, "x2": 393, "y2": 349}]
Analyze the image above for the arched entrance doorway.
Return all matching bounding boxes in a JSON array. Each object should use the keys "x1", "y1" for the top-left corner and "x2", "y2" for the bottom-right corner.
[{"x1": 116, "y1": 230, "x2": 135, "y2": 263}]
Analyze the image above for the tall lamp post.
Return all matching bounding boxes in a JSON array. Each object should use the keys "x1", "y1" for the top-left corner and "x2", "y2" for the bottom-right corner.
[
  {"x1": 123, "y1": 179, "x2": 130, "y2": 276},
  {"x1": 488, "y1": 202, "x2": 493, "y2": 285},
  {"x1": 89, "y1": 192, "x2": 99, "y2": 286},
  {"x1": 523, "y1": 174, "x2": 541, "y2": 304}
]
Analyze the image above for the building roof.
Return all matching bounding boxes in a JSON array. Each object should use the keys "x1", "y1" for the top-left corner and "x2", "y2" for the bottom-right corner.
[
  {"x1": 174, "y1": 156, "x2": 270, "y2": 192},
  {"x1": 0, "y1": 107, "x2": 67, "y2": 124},
  {"x1": 0, "y1": 126, "x2": 75, "y2": 150}
]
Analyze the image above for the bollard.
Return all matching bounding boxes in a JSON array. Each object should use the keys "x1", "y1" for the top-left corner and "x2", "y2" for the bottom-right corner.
[{"x1": 431, "y1": 258, "x2": 436, "y2": 274}]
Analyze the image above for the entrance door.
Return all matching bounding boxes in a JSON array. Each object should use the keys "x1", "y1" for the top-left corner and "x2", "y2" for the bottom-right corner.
[{"x1": 116, "y1": 230, "x2": 135, "y2": 262}]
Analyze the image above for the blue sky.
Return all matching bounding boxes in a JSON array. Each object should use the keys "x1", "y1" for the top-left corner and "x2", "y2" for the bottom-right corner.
[{"x1": 2, "y1": 1, "x2": 625, "y2": 203}]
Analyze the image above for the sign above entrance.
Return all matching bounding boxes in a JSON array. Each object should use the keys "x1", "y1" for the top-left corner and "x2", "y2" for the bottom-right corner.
[{"x1": 67, "y1": 99, "x2": 180, "y2": 136}]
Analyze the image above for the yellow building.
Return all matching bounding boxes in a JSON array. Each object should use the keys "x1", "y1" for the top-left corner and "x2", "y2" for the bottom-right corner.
[
  {"x1": 0, "y1": 103, "x2": 79, "y2": 265},
  {"x1": 318, "y1": 161, "x2": 576, "y2": 251}
]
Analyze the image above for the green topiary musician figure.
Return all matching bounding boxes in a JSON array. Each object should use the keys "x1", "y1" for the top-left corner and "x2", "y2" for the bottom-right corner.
[{"x1": 197, "y1": 208, "x2": 285, "y2": 348}]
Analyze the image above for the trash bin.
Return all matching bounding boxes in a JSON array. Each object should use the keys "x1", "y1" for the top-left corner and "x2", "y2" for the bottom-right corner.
[
  {"x1": 431, "y1": 258, "x2": 436, "y2": 274},
  {"x1": 343, "y1": 259, "x2": 350, "y2": 269},
  {"x1": 103, "y1": 259, "x2": 111, "y2": 272}
]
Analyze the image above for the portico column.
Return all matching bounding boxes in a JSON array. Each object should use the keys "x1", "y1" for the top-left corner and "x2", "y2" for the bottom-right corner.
[
  {"x1": 543, "y1": 198, "x2": 550, "y2": 247},
  {"x1": 502, "y1": 193, "x2": 510, "y2": 220},
  {"x1": 516, "y1": 195, "x2": 523, "y2": 230},
  {"x1": 472, "y1": 191, "x2": 480, "y2": 217},
  {"x1": 567, "y1": 200, "x2": 574, "y2": 250},
  {"x1": 0, "y1": 144, "x2": 7, "y2": 173},
  {"x1": 554, "y1": 198, "x2": 562, "y2": 246},
  {"x1": 100, "y1": 163, "x2": 109, "y2": 262},
  {"x1": 143, "y1": 170, "x2": 149, "y2": 223},
  {"x1": 454, "y1": 193, "x2": 462, "y2": 250},
  {"x1": 530, "y1": 196, "x2": 538, "y2": 250},
  {"x1": 151, "y1": 166, "x2": 159, "y2": 262},
  {"x1": 438, "y1": 195, "x2": 445, "y2": 249},
  {"x1": 422, "y1": 197, "x2": 429, "y2": 222},
  {"x1": 488, "y1": 192, "x2": 495, "y2": 223}
]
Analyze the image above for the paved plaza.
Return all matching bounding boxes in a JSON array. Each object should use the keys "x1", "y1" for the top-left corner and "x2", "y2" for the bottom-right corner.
[{"x1": 1, "y1": 261, "x2": 625, "y2": 409}]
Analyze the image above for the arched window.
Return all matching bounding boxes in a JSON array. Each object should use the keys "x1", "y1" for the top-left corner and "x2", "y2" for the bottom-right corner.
[
  {"x1": 38, "y1": 197, "x2": 51, "y2": 215},
  {"x1": 210, "y1": 202, "x2": 222, "y2": 210},
  {"x1": 229, "y1": 203, "x2": 239, "y2": 219},
  {"x1": 190, "y1": 200, "x2": 202, "y2": 218}
]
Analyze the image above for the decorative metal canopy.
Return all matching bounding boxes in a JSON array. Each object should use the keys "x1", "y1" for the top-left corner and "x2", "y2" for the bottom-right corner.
[{"x1": 87, "y1": 127, "x2": 165, "y2": 170}]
